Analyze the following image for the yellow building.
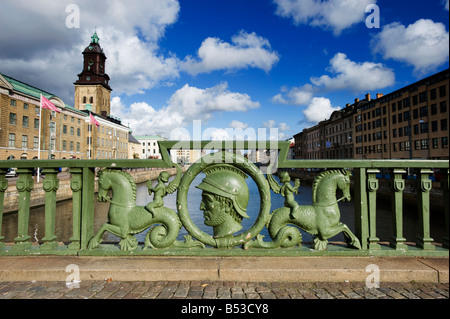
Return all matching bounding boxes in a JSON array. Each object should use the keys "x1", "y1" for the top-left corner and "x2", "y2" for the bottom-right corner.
[
  {"x1": 0, "y1": 32, "x2": 130, "y2": 160},
  {"x1": 0, "y1": 73, "x2": 87, "y2": 160}
]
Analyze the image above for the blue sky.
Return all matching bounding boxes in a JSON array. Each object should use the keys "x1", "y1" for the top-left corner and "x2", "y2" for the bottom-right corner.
[{"x1": 1, "y1": 0, "x2": 449, "y2": 140}]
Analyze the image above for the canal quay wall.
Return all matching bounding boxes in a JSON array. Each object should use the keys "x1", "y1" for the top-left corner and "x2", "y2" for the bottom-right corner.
[{"x1": 2, "y1": 167, "x2": 182, "y2": 214}]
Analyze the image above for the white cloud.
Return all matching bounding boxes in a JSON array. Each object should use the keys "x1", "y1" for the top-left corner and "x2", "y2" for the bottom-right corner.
[
  {"x1": 100, "y1": 27, "x2": 180, "y2": 95},
  {"x1": 274, "y1": 0, "x2": 376, "y2": 35},
  {"x1": 0, "y1": 0, "x2": 181, "y2": 102},
  {"x1": 273, "y1": 53, "x2": 394, "y2": 105},
  {"x1": 112, "y1": 82, "x2": 260, "y2": 136},
  {"x1": 303, "y1": 97, "x2": 341, "y2": 124},
  {"x1": 229, "y1": 120, "x2": 249, "y2": 129},
  {"x1": 372, "y1": 19, "x2": 449, "y2": 74},
  {"x1": 262, "y1": 120, "x2": 291, "y2": 140},
  {"x1": 272, "y1": 84, "x2": 314, "y2": 105},
  {"x1": 310, "y1": 53, "x2": 396, "y2": 92},
  {"x1": 181, "y1": 31, "x2": 280, "y2": 75}
]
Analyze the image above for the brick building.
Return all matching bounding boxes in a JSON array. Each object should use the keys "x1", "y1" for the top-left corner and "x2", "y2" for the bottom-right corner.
[{"x1": 293, "y1": 69, "x2": 449, "y2": 160}]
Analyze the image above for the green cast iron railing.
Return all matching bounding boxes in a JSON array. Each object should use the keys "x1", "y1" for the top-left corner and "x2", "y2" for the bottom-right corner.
[{"x1": 0, "y1": 141, "x2": 448, "y2": 256}]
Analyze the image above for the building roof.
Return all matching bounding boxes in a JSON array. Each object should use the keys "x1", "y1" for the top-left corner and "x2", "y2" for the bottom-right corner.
[
  {"x1": 1, "y1": 73, "x2": 88, "y2": 117},
  {"x1": 134, "y1": 135, "x2": 167, "y2": 141},
  {"x1": 128, "y1": 134, "x2": 141, "y2": 144}
]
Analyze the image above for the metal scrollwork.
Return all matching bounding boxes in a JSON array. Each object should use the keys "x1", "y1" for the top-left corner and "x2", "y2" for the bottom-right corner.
[
  {"x1": 87, "y1": 150, "x2": 362, "y2": 252},
  {"x1": 177, "y1": 151, "x2": 271, "y2": 249}
]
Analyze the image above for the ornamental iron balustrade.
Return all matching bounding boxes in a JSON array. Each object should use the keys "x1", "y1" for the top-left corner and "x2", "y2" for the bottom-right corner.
[{"x1": 0, "y1": 141, "x2": 448, "y2": 257}]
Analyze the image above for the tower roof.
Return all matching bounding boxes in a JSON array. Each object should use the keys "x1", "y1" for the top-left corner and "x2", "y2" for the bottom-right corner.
[
  {"x1": 83, "y1": 31, "x2": 105, "y2": 55},
  {"x1": 91, "y1": 31, "x2": 100, "y2": 45}
]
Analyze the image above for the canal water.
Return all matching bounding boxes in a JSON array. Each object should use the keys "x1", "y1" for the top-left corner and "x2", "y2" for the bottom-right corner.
[{"x1": 1, "y1": 174, "x2": 446, "y2": 246}]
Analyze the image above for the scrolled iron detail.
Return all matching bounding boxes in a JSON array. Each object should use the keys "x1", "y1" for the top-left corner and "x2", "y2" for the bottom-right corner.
[{"x1": 176, "y1": 151, "x2": 272, "y2": 249}]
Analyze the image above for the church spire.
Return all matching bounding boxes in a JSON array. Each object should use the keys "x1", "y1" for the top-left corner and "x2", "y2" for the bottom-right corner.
[{"x1": 91, "y1": 31, "x2": 100, "y2": 45}]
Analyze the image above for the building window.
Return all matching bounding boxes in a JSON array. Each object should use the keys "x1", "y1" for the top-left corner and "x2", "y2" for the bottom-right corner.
[
  {"x1": 22, "y1": 135, "x2": 28, "y2": 149},
  {"x1": 421, "y1": 139, "x2": 429, "y2": 150},
  {"x1": 23, "y1": 116, "x2": 29, "y2": 128},
  {"x1": 419, "y1": 106, "x2": 428, "y2": 117},
  {"x1": 439, "y1": 85, "x2": 446, "y2": 98},
  {"x1": 71, "y1": 127, "x2": 74, "y2": 135},
  {"x1": 443, "y1": 137, "x2": 449, "y2": 148},
  {"x1": 63, "y1": 140, "x2": 67, "y2": 151},
  {"x1": 405, "y1": 141, "x2": 411, "y2": 151},
  {"x1": 77, "y1": 128, "x2": 81, "y2": 137},
  {"x1": 432, "y1": 138, "x2": 439, "y2": 149},
  {"x1": 77, "y1": 142, "x2": 80, "y2": 152},
  {"x1": 63, "y1": 125, "x2": 67, "y2": 134},
  {"x1": 34, "y1": 137, "x2": 39, "y2": 149},
  {"x1": 403, "y1": 98, "x2": 410, "y2": 108},
  {"x1": 441, "y1": 119, "x2": 448, "y2": 131},
  {"x1": 440, "y1": 101, "x2": 447, "y2": 113},
  {"x1": 10, "y1": 99, "x2": 16, "y2": 107},
  {"x1": 404, "y1": 126, "x2": 411, "y2": 136},
  {"x1": 34, "y1": 119, "x2": 40, "y2": 129},
  {"x1": 70, "y1": 141, "x2": 74, "y2": 152},
  {"x1": 430, "y1": 88, "x2": 437, "y2": 100},
  {"x1": 414, "y1": 140, "x2": 420, "y2": 150},
  {"x1": 420, "y1": 122, "x2": 429, "y2": 133},
  {"x1": 24, "y1": 103, "x2": 29, "y2": 110},
  {"x1": 419, "y1": 92, "x2": 428, "y2": 103},
  {"x1": 432, "y1": 121, "x2": 438, "y2": 132},
  {"x1": 9, "y1": 134, "x2": 16, "y2": 147},
  {"x1": 9, "y1": 113, "x2": 17, "y2": 125},
  {"x1": 431, "y1": 104, "x2": 437, "y2": 115}
]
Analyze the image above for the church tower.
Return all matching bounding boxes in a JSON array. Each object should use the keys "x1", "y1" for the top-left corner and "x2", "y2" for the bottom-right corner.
[{"x1": 74, "y1": 31, "x2": 112, "y2": 116}]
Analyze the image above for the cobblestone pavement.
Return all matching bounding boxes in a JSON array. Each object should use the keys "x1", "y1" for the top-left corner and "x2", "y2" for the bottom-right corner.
[{"x1": 0, "y1": 281, "x2": 448, "y2": 300}]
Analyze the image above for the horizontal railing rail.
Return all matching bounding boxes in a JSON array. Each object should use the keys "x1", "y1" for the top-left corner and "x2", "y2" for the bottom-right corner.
[{"x1": 0, "y1": 141, "x2": 448, "y2": 257}]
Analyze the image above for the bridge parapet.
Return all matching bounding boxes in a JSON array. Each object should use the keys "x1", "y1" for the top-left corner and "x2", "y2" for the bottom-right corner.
[{"x1": 0, "y1": 141, "x2": 448, "y2": 257}]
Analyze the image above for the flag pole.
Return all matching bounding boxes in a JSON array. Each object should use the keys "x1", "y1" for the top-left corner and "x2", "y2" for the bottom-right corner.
[
  {"x1": 37, "y1": 94, "x2": 43, "y2": 183},
  {"x1": 89, "y1": 113, "x2": 91, "y2": 160}
]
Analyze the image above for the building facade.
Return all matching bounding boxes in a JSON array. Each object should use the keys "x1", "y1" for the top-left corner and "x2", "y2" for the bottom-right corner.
[
  {"x1": 0, "y1": 74, "x2": 87, "y2": 160},
  {"x1": 135, "y1": 135, "x2": 168, "y2": 159},
  {"x1": 0, "y1": 32, "x2": 131, "y2": 161},
  {"x1": 293, "y1": 69, "x2": 449, "y2": 161}
]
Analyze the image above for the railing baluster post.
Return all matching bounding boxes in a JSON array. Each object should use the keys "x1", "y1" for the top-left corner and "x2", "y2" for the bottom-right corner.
[
  {"x1": 13, "y1": 169, "x2": 34, "y2": 251},
  {"x1": 68, "y1": 168, "x2": 83, "y2": 250},
  {"x1": 367, "y1": 169, "x2": 380, "y2": 250},
  {"x1": 390, "y1": 169, "x2": 407, "y2": 250},
  {"x1": 443, "y1": 169, "x2": 449, "y2": 249},
  {"x1": 0, "y1": 169, "x2": 8, "y2": 248},
  {"x1": 416, "y1": 169, "x2": 435, "y2": 250},
  {"x1": 354, "y1": 168, "x2": 369, "y2": 250},
  {"x1": 80, "y1": 167, "x2": 96, "y2": 250},
  {"x1": 41, "y1": 168, "x2": 60, "y2": 250}
]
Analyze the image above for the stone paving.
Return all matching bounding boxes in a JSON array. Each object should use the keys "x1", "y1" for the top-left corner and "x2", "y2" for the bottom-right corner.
[{"x1": 0, "y1": 280, "x2": 448, "y2": 300}]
